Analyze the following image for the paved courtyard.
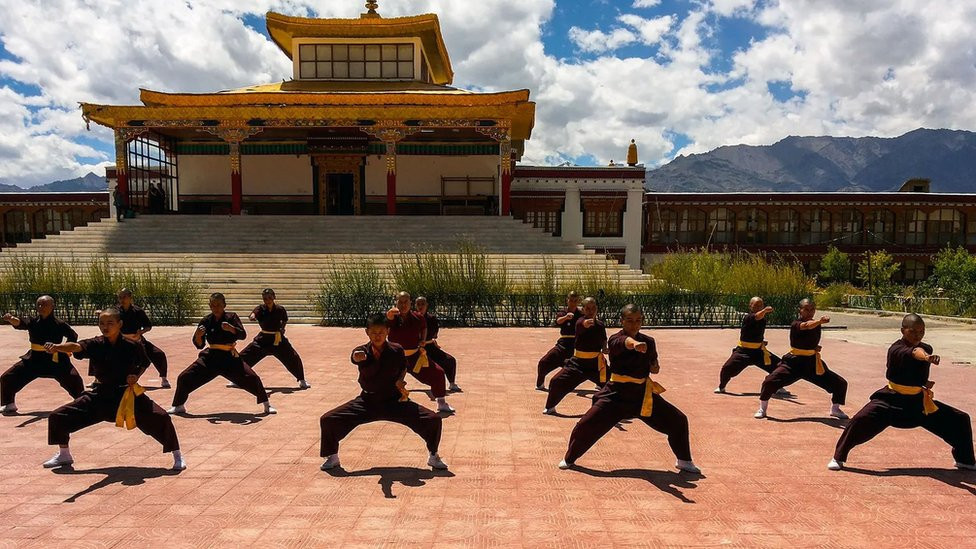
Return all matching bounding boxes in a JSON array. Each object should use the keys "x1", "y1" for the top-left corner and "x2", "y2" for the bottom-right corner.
[{"x1": 0, "y1": 317, "x2": 974, "y2": 548}]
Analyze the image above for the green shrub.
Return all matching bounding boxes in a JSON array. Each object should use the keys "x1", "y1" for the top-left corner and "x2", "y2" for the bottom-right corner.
[
  {"x1": 0, "y1": 255, "x2": 201, "y2": 324},
  {"x1": 819, "y1": 246, "x2": 851, "y2": 284}
]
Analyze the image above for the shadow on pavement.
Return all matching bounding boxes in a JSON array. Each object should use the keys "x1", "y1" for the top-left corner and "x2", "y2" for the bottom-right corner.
[
  {"x1": 842, "y1": 466, "x2": 976, "y2": 495},
  {"x1": 13, "y1": 410, "x2": 50, "y2": 428},
  {"x1": 53, "y1": 465, "x2": 180, "y2": 502},
  {"x1": 324, "y1": 466, "x2": 455, "y2": 499},
  {"x1": 571, "y1": 465, "x2": 704, "y2": 503},
  {"x1": 765, "y1": 416, "x2": 847, "y2": 429},
  {"x1": 178, "y1": 411, "x2": 264, "y2": 425}
]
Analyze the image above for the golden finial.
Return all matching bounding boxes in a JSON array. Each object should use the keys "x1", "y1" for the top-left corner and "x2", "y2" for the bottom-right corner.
[
  {"x1": 626, "y1": 138, "x2": 638, "y2": 166},
  {"x1": 365, "y1": 1, "x2": 379, "y2": 15}
]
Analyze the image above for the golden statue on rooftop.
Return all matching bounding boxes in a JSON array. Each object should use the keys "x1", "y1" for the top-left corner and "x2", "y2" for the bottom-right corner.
[{"x1": 365, "y1": 1, "x2": 380, "y2": 16}]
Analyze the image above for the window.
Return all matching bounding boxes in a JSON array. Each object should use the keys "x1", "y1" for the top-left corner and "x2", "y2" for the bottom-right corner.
[
  {"x1": 299, "y1": 43, "x2": 415, "y2": 80},
  {"x1": 901, "y1": 259, "x2": 928, "y2": 282},
  {"x1": 523, "y1": 210, "x2": 561, "y2": 235},
  {"x1": 584, "y1": 210, "x2": 623, "y2": 237},
  {"x1": 867, "y1": 209, "x2": 895, "y2": 245},
  {"x1": 901, "y1": 209, "x2": 927, "y2": 245},
  {"x1": 650, "y1": 209, "x2": 677, "y2": 244},
  {"x1": 800, "y1": 209, "x2": 831, "y2": 245},
  {"x1": 708, "y1": 208, "x2": 734, "y2": 244},
  {"x1": 736, "y1": 208, "x2": 767, "y2": 244},
  {"x1": 3, "y1": 210, "x2": 30, "y2": 244},
  {"x1": 927, "y1": 209, "x2": 964, "y2": 246},
  {"x1": 833, "y1": 209, "x2": 863, "y2": 245},
  {"x1": 770, "y1": 209, "x2": 799, "y2": 244},
  {"x1": 674, "y1": 208, "x2": 706, "y2": 244}
]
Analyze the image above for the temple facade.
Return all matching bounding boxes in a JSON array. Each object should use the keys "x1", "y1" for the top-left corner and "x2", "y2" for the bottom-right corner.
[{"x1": 83, "y1": 5, "x2": 535, "y2": 218}]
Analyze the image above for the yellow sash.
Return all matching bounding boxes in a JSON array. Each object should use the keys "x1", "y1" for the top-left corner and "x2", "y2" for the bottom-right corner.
[
  {"x1": 738, "y1": 340, "x2": 771, "y2": 366},
  {"x1": 404, "y1": 348, "x2": 429, "y2": 373},
  {"x1": 790, "y1": 347, "x2": 824, "y2": 375},
  {"x1": 559, "y1": 335, "x2": 575, "y2": 339},
  {"x1": 208, "y1": 343, "x2": 239, "y2": 357},
  {"x1": 30, "y1": 343, "x2": 64, "y2": 363},
  {"x1": 888, "y1": 381, "x2": 939, "y2": 415},
  {"x1": 260, "y1": 330, "x2": 282, "y2": 346},
  {"x1": 574, "y1": 350, "x2": 608, "y2": 383},
  {"x1": 115, "y1": 383, "x2": 146, "y2": 430},
  {"x1": 609, "y1": 373, "x2": 666, "y2": 417}
]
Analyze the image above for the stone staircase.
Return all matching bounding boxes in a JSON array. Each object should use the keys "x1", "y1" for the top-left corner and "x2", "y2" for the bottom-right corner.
[{"x1": 1, "y1": 215, "x2": 650, "y2": 322}]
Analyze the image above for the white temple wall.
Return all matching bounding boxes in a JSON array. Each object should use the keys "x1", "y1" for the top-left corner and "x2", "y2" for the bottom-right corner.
[
  {"x1": 177, "y1": 155, "x2": 227, "y2": 195},
  {"x1": 241, "y1": 155, "x2": 312, "y2": 195},
  {"x1": 364, "y1": 154, "x2": 497, "y2": 196}
]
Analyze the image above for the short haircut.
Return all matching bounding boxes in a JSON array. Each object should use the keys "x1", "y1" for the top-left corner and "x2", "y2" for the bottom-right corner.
[
  {"x1": 620, "y1": 303, "x2": 641, "y2": 317},
  {"x1": 799, "y1": 298, "x2": 813, "y2": 307},
  {"x1": 396, "y1": 291, "x2": 411, "y2": 301},
  {"x1": 100, "y1": 307, "x2": 122, "y2": 321},
  {"x1": 262, "y1": 288, "x2": 276, "y2": 297},
  {"x1": 415, "y1": 296, "x2": 428, "y2": 304},
  {"x1": 582, "y1": 296, "x2": 597, "y2": 307},
  {"x1": 37, "y1": 295, "x2": 55, "y2": 305},
  {"x1": 367, "y1": 312, "x2": 388, "y2": 328},
  {"x1": 567, "y1": 291, "x2": 580, "y2": 300},
  {"x1": 902, "y1": 313, "x2": 924, "y2": 329},
  {"x1": 118, "y1": 288, "x2": 133, "y2": 298},
  {"x1": 209, "y1": 292, "x2": 226, "y2": 305}
]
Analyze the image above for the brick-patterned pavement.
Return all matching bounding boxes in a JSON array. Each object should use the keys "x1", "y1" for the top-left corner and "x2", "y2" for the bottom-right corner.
[{"x1": 0, "y1": 323, "x2": 973, "y2": 548}]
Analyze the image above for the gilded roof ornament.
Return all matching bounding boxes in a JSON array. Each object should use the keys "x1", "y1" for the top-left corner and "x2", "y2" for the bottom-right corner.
[
  {"x1": 627, "y1": 138, "x2": 638, "y2": 166},
  {"x1": 363, "y1": 1, "x2": 380, "y2": 18}
]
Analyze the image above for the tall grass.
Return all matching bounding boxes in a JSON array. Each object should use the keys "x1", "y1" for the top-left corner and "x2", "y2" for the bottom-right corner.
[
  {"x1": 315, "y1": 260, "x2": 389, "y2": 326},
  {"x1": 0, "y1": 255, "x2": 201, "y2": 324},
  {"x1": 648, "y1": 249, "x2": 811, "y2": 296}
]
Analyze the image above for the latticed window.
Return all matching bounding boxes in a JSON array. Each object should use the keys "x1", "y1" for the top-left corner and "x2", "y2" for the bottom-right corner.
[
  {"x1": 926, "y1": 209, "x2": 964, "y2": 246},
  {"x1": 833, "y1": 209, "x2": 863, "y2": 245},
  {"x1": 770, "y1": 209, "x2": 799, "y2": 244},
  {"x1": 523, "y1": 210, "x2": 561, "y2": 235},
  {"x1": 583, "y1": 210, "x2": 623, "y2": 237},
  {"x1": 651, "y1": 209, "x2": 677, "y2": 244},
  {"x1": 736, "y1": 208, "x2": 767, "y2": 244},
  {"x1": 299, "y1": 43, "x2": 415, "y2": 79},
  {"x1": 708, "y1": 208, "x2": 734, "y2": 244},
  {"x1": 800, "y1": 209, "x2": 831, "y2": 244},
  {"x1": 867, "y1": 210, "x2": 895, "y2": 245},
  {"x1": 901, "y1": 209, "x2": 927, "y2": 245},
  {"x1": 901, "y1": 259, "x2": 928, "y2": 282}
]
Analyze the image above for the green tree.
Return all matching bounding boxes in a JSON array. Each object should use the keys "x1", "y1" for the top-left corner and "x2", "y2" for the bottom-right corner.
[
  {"x1": 818, "y1": 246, "x2": 851, "y2": 284},
  {"x1": 925, "y1": 247, "x2": 976, "y2": 297},
  {"x1": 857, "y1": 250, "x2": 900, "y2": 296}
]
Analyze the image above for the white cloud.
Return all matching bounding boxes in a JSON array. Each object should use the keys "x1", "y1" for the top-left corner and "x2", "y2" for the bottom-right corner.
[
  {"x1": 568, "y1": 26, "x2": 639, "y2": 53},
  {"x1": 1, "y1": 0, "x2": 975, "y2": 187}
]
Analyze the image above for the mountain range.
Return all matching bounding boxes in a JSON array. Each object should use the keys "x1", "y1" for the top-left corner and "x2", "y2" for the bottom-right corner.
[
  {"x1": 0, "y1": 172, "x2": 107, "y2": 193},
  {"x1": 646, "y1": 128, "x2": 976, "y2": 193}
]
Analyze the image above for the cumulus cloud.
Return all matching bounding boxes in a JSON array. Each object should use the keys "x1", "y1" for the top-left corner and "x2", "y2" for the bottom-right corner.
[{"x1": 0, "y1": 0, "x2": 975, "y2": 186}]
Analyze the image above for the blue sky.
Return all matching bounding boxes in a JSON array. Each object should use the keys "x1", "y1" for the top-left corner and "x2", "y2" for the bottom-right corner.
[{"x1": 0, "y1": 0, "x2": 973, "y2": 187}]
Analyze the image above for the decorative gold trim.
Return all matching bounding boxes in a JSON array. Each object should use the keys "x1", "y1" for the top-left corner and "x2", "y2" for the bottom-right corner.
[
  {"x1": 81, "y1": 104, "x2": 534, "y2": 141},
  {"x1": 114, "y1": 128, "x2": 149, "y2": 174},
  {"x1": 138, "y1": 88, "x2": 530, "y2": 108}
]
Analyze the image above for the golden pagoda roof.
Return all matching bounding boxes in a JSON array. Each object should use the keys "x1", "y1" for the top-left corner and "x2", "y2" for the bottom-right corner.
[
  {"x1": 265, "y1": 11, "x2": 454, "y2": 85},
  {"x1": 138, "y1": 85, "x2": 529, "y2": 107}
]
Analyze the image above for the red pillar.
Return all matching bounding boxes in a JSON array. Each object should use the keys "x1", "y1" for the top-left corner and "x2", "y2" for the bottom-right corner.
[
  {"x1": 501, "y1": 169, "x2": 512, "y2": 216},
  {"x1": 386, "y1": 171, "x2": 397, "y2": 215},
  {"x1": 385, "y1": 142, "x2": 397, "y2": 215},
  {"x1": 116, "y1": 170, "x2": 129, "y2": 209},
  {"x1": 231, "y1": 171, "x2": 242, "y2": 215}
]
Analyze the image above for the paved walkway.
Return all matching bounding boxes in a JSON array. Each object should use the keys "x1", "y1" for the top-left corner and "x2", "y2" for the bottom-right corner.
[{"x1": 0, "y1": 323, "x2": 974, "y2": 548}]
